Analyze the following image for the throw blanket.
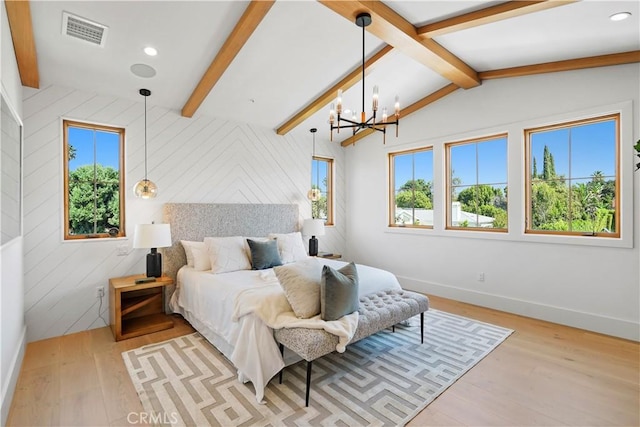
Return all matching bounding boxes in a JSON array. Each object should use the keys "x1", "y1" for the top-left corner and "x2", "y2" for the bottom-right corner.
[{"x1": 232, "y1": 270, "x2": 359, "y2": 352}]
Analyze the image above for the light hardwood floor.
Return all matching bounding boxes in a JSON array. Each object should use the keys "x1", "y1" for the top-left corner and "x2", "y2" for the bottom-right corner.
[{"x1": 7, "y1": 296, "x2": 639, "y2": 426}]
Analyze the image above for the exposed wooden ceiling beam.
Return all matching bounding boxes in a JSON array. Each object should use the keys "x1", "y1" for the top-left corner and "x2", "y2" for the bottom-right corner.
[
  {"x1": 181, "y1": 0, "x2": 275, "y2": 118},
  {"x1": 417, "y1": 0, "x2": 577, "y2": 38},
  {"x1": 319, "y1": 0, "x2": 480, "y2": 89},
  {"x1": 479, "y1": 50, "x2": 640, "y2": 80},
  {"x1": 4, "y1": 0, "x2": 39, "y2": 88},
  {"x1": 276, "y1": 44, "x2": 394, "y2": 136},
  {"x1": 339, "y1": 51, "x2": 640, "y2": 146},
  {"x1": 340, "y1": 83, "x2": 459, "y2": 147}
]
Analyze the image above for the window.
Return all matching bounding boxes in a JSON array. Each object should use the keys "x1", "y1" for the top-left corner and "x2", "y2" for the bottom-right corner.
[
  {"x1": 525, "y1": 114, "x2": 619, "y2": 237},
  {"x1": 446, "y1": 134, "x2": 508, "y2": 231},
  {"x1": 63, "y1": 120, "x2": 125, "y2": 240},
  {"x1": 389, "y1": 147, "x2": 433, "y2": 228},
  {"x1": 311, "y1": 156, "x2": 333, "y2": 225}
]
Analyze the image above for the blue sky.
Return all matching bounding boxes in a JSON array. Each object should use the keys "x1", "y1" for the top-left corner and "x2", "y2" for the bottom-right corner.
[
  {"x1": 393, "y1": 119, "x2": 615, "y2": 191},
  {"x1": 311, "y1": 159, "x2": 329, "y2": 192},
  {"x1": 68, "y1": 126, "x2": 120, "y2": 171}
]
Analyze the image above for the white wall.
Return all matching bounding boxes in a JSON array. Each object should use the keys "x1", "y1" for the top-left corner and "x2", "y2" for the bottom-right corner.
[
  {"x1": 21, "y1": 84, "x2": 345, "y2": 342},
  {"x1": 0, "y1": 1, "x2": 26, "y2": 424},
  {"x1": 345, "y1": 64, "x2": 640, "y2": 341}
]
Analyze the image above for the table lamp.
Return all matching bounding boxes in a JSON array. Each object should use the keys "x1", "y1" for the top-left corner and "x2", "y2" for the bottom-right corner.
[
  {"x1": 303, "y1": 218, "x2": 325, "y2": 256},
  {"x1": 133, "y1": 223, "x2": 172, "y2": 277}
]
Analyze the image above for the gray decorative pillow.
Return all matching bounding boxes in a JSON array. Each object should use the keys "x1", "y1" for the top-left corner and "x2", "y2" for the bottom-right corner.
[
  {"x1": 321, "y1": 262, "x2": 359, "y2": 321},
  {"x1": 274, "y1": 258, "x2": 323, "y2": 318},
  {"x1": 246, "y1": 238, "x2": 283, "y2": 270}
]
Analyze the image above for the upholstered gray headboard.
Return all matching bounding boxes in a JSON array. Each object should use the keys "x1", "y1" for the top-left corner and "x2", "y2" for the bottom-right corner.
[{"x1": 162, "y1": 203, "x2": 299, "y2": 283}]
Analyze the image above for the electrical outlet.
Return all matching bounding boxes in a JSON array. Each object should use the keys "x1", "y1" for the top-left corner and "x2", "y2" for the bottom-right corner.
[
  {"x1": 477, "y1": 272, "x2": 485, "y2": 282},
  {"x1": 96, "y1": 286, "x2": 105, "y2": 298}
]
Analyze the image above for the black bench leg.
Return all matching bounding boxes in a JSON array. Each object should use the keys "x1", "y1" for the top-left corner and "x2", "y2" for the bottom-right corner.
[
  {"x1": 279, "y1": 343, "x2": 284, "y2": 384},
  {"x1": 305, "y1": 360, "x2": 313, "y2": 407},
  {"x1": 392, "y1": 325, "x2": 395, "y2": 333},
  {"x1": 421, "y1": 312, "x2": 424, "y2": 344}
]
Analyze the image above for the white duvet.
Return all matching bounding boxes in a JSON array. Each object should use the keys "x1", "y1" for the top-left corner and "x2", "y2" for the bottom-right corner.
[{"x1": 169, "y1": 258, "x2": 401, "y2": 403}]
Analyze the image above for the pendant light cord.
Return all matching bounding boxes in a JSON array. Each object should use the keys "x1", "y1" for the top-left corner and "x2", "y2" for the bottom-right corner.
[
  {"x1": 144, "y1": 94, "x2": 148, "y2": 180},
  {"x1": 361, "y1": 20, "x2": 365, "y2": 118}
]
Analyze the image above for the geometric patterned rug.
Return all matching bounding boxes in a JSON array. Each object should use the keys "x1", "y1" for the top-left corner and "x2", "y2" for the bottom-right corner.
[{"x1": 122, "y1": 309, "x2": 513, "y2": 426}]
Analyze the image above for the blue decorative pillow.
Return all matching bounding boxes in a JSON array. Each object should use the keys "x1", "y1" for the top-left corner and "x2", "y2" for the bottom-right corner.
[
  {"x1": 321, "y1": 262, "x2": 359, "y2": 321},
  {"x1": 246, "y1": 238, "x2": 283, "y2": 270}
]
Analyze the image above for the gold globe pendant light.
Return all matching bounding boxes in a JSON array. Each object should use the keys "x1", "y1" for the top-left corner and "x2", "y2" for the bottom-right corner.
[
  {"x1": 133, "y1": 89, "x2": 158, "y2": 199},
  {"x1": 307, "y1": 128, "x2": 321, "y2": 202}
]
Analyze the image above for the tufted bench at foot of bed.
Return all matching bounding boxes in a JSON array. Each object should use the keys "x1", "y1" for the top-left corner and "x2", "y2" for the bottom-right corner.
[{"x1": 274, "y1": 289, "x2": 429, "y2": 407}]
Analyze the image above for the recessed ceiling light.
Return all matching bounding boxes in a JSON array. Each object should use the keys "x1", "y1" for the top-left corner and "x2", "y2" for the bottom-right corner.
[
  {"x1": 610, "y1": 12, "x2": 631, "y2": 21},
  {"x1": 144, "y1": 46, "x2": 157, "y2": 56}
]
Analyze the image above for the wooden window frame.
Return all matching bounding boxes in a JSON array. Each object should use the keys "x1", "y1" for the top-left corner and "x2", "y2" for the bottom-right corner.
[
  {"x1": 524, "y1": 114, "x2": 620, "y2": 238},
  {"x1": 63, "y1": 119, "x2": 126, "y2": 240},
  {"x1": 445, "y1": 133, "x2": 508, "y2": 232},
  {"x1": 312, "y1": 155, "x2": 334, "y2": 226},
  {"x1": 388, "y1": 146, "x2": 434, "y2": 229}
]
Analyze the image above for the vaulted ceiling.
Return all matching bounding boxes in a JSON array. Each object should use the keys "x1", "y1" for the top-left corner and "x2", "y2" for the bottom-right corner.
[{"x1": 6, "y1": 0, "x2": 640, "y2": 146}]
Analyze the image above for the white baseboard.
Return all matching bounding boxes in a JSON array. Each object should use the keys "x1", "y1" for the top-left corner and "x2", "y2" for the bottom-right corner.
[
  {"x1": 1, "y1": 326, "x2": 26, "y2": 426},
  {"x1": 399, "y1": 276, "x2": 640, "y2": 342}
]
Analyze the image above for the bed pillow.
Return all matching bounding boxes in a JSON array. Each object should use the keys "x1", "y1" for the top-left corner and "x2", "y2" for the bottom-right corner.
[
  {"x1": 268, "y1": 232, "x2": 308, "y2": 264},
  {"x1": 181, "y1": 240, "x2": 206, "y2": 267},
  {"x1": 274, "y1": 258, "x2": 323, "y2": 318},
  {"x1": 247, "y1": 238, "x2": 283, "y2": 270},
  {"x1": 204, "y1": 236, "x2": 251, "y2": 274},
  {"x1": 321, "y1": 262, "x2": 359, "y2": 321},
  {"x1": 191, "y1": 245, "x2": 212, "y2": 271},
  {"x1": 243, "y1": 236, "x2": 270, "y2": 259}
]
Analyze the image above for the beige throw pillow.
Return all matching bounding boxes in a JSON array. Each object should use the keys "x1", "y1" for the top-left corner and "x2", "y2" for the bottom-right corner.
[{"x1": 274, "y1": 258, "x2": 323, "y2": 319}]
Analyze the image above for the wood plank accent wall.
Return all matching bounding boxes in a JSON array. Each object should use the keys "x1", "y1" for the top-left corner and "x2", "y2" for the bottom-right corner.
[{"x1": 22, "y1": 85, "x2": 345, "y2": 342}]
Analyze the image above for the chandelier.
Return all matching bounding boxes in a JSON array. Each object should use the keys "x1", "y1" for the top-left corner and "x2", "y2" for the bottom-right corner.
[{"x1": 329, "y1": 12, "x2": 400, "y2": 144}]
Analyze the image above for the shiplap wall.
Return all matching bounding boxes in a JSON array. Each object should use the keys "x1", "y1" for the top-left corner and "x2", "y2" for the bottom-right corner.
[{"x1": 22, "y1": 84, "x2": 345, "y2": 342}]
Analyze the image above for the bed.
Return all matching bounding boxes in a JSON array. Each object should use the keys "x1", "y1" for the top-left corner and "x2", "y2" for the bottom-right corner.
[{"x1": 162, "y1": 203, "x2": 402, "y2": 403}]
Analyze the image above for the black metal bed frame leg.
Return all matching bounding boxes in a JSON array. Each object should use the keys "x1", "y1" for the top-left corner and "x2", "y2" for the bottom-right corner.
[
  {"x1": 279, "y1": 343, "x2": 284, "y2": 384},
  {"x1": 420, "y1": 312, "x2": 424, "y2": 344},
  {"x1": 305, "y1": 360, "x2": 313, "y2": 407}
]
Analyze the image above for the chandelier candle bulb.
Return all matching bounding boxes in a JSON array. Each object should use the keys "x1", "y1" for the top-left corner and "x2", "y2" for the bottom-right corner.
[
  {"x1": 395, "y1": 96, "x2": 400, "y2": 116},
  {"x1": 382, "y1": 107, "x2": 388, "y2": 123},
  {"x1": 336, "y1": 89, "x2": 343, "y2": 115},
  {"x1": 372, "y1": 85, "x2": 379, "y2": 111}
]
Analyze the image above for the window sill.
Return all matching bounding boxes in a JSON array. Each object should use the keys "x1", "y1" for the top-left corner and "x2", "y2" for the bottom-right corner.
[{"x1": 384, "y1": 225, "x2": 631, "y2": 248}]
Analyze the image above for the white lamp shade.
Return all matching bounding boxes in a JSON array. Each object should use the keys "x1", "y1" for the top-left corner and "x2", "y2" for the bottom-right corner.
[
  {"x1": 303, "y1": 218, "x2": 325, "y2": 237},
  {"x1": 133, "y1": 224, "x2": 172, "y2": 248}
]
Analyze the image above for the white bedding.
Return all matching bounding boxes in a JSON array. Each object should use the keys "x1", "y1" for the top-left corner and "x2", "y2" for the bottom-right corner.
[{"x1": 169, "y1": 258, "x2": 401, "y2": 403}]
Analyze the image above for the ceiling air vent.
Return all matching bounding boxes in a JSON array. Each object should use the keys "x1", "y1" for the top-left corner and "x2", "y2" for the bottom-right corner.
[{"x1": 62, "y1": 12, "x2": 108, "y2": 47}]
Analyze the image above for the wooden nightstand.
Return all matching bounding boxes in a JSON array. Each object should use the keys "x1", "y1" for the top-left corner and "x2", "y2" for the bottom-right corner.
[
  {"x1": 317, "y1": 252, "x2": 342, "y2": 260},
  {"x1": 109, "y1": 274, "x2": 174, "y2": 341}
]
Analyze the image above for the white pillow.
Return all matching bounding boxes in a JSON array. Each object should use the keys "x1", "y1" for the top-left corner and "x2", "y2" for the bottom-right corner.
[
  {"x1": 191, "y1": 245, "x2": 212, "y2": 271},
  {"x1": 274, "y1": 258, "x2": 323, "y2": 319},
  {"x1": 205, "y1": 236, "x2": 251, "y2": 274},
  {"x1": 181, "y1": 240, "x2": 206, "y2": 267},
  {"x1": 268, "y1": 232, "x2": 308, "y2": 264}
]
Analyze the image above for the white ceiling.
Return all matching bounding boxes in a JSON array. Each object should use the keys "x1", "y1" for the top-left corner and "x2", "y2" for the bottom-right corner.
[{"x1": 29, "y1": 0, "x2": 640, "y2": 143}]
